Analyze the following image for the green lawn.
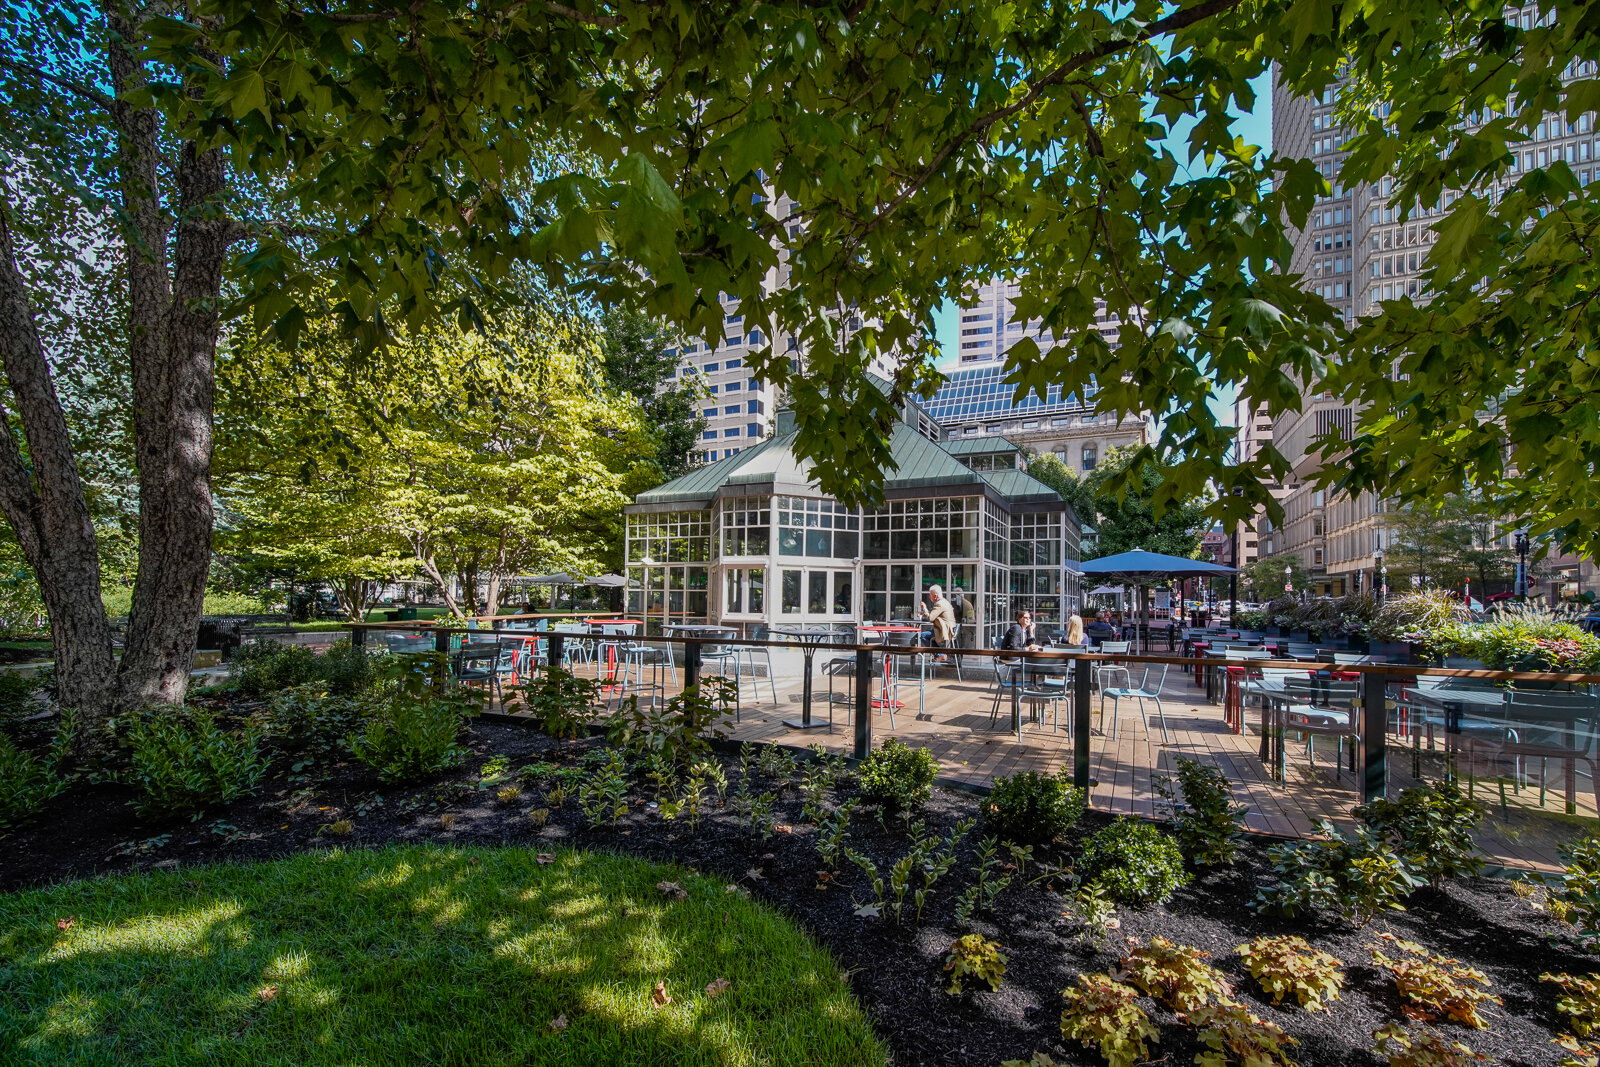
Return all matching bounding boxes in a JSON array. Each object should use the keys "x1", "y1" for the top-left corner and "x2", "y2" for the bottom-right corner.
[{"x1": 0, "y1": 847, "x2": 886, "y2": 1066}]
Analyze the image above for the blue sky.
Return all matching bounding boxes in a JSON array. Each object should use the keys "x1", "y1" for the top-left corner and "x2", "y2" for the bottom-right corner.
[{"x1": 931, "y1": 73, "x2": 1274, "y2": 379}]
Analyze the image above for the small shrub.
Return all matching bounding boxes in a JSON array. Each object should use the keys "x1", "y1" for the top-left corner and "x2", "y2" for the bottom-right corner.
[
  {"x1": 1078, "y1": 818, "x2": 1189, "y2": 906},
  {"x1": 576, "y1": 750, "x2": 629, "y2": 827},
  {"x1": 231, "y1": 641, "x2": 323, "y2": 695},
  {"x1": 857, "y1": 737, "x2": 938, "y2": 812},
  {"x1": 527, "y1": 807, "x2": 550, "y2": 828},
  {"x1": 1372, "y1": 1022, "x2": 1488, "y2": 1067},
  {"x1": 512, "y1": 667, "x2": 597, "y2": 740},
  {"x1": 1355, "y1": 782, "x2": 1483, "y2": 888},
  {"x1": 985, "y1": 767, "x2": 1085, "y2": 845},
  {"x1": 262, "y1": 685, "x2": 364, "y2": 754},
  {"x1": 1558, "y1": 834, "x2": 1600, "y2": 938},
  {"x1": 322, "y1": 818, "x2": 354, "y2": 836},
  {"x1": 604, "y1": 677, "x2": 736, "y2": 765},
  {"x1": 1059, "y1": 973, "x2": 1158, "y2": 1067},
  {"x1": 1370, "y1": 934, "x2": 1501, "y2": 1029},
  {"x1": 320, "y1": 640, "x2": 380, "y2": 695},
  {"x1": 1115, "y1": 937, "x2": 1230, "y2": 1012},
  {"x1": 1251, "y1": 820, "x2": 1421, "y2": 927},
  {"x1": 1066, "y1": 882, "x2": 1119, "y2": 948},
  {"x1": 848, "y1": 817, "x2": 973, "y2": 925},
  {"x1": 1189, "y1": 1001, "x2": 1298, "y2": 1067},
  {"x1": 0, "y1": 711, "x2": 72, "y2": 832},
  {"x1": 346, "y1": 657, "x2": 476, "y2": 783},
  {"x1": 125, "y1": 707, "x2": 267, "y2": 818},
  {"x1": 954, "y1": 836, "x2": 1027, "y2": 926},
  {"x1": 1237, "y1": 935, "x2": 1344, "y2": 1012},
  {"x1": 1155, "y1": 757, "x2": 1247, "y2": 867},
  {"x1": 814, "y1": 799, "x2": 857, "y2": 873},
  {"x1": 1556, "y1": 1034, "x2": 1600, "y2": 1067},
  {"x1": 999, "y1": 1055, "x2": 1059, "y2": 1067},
  {"x1": 944, "y1": 933, "x2": 1007, "y2": 994},
  {"x1": 1546, "y1": 972, "x2": 1600, "y2": 1037},
  {"x1": 496, "y1": 784, "x2": 523, "y2": 805},
  {"x1": 0, "y1": 671, "x2": 41, "y2": 726}
]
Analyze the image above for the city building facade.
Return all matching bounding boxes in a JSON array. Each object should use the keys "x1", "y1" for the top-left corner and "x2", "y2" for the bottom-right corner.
[{"x1": 954, "y1": 276, "x2": 1121, "y2": 365}]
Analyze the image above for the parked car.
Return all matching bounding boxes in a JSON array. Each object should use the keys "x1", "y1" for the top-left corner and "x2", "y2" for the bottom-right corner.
[{"x1": 1579, "y1": 611, "x2": 1600, "y2": 637}]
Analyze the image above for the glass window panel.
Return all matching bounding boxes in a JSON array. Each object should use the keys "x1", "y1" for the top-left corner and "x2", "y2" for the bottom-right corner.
[
  {"x1": 890, "y1": 593, "x2": 915, "y2": 620},
  {"x1": 864, "y1": 565, "x2": 887, "y2": 591},
  {"x1": 833, "y1": 573, "x2": 852, "y2": 614},
  {"x1": 920, "y1": 530, "x2": 948, "y2": 558},
  {"x1": 949, "y1": 529, "x2": 970, "y2": 557},
  {"x1": 891, "y1": 565, "x2": 916, "y2": 591},
  {"x1": 687, "y1": 591, "x2": 708, "y2": 618},
  {"x1": 834, "y1": 531, "x2": 858, "y2": 558},
  {"x1": 864, "y1": 531, "x2": 889, "y2": 558},
  {"x1": 921, "y1": 565, "x2": 947, "y2": 590},
  {"x1": 747, "y1": 568, "x2": 765, "y2": 612},
  {"x1": 779, "y1": 528, "x2": 804, "y2": 556},
  {"x1": 782, "y1": 570, "x2": 802, "y2": 613},
  {"x1": 864, "y1": 592, "x2": 887, "y2": 620},
  {"x1": 725, "y1": 570, "x2": 742, "y2": 614},
  {"x1": 1011, "y1": 541, "x2": 1032, "y2": 567},
  {"x1": 805, "y1": 530, "x2": 832, "y2": 556},
  {"x1": 808, "y1": 571, "x2": 828, "y2": 614},
  {"x1": 891, "y1": 531, "x2": 918, "y2": 557}
]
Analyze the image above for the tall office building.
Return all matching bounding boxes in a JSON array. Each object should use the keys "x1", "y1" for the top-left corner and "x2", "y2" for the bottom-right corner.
[
  {"x1": 955, "y1": 276, "x2": 1121, "y2": 365},
  {"x1": 1231, "y1": 395, "x2": 1281, "y2": 571},
  {"x1": 1263, "y1": 10, "x2": 1600, "y2": 595},
  {"x1": 665, "y1": 191, "x2": 895, "y2": 465}
]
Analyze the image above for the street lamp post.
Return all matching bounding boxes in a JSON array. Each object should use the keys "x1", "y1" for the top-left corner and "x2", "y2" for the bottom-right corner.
[
  {"x1": 1375, "y1": 551, "x2": 1386, "y2": 605},
  {"x1": 1514, "y1": 529, "x2": 1530, "y2": 599}
]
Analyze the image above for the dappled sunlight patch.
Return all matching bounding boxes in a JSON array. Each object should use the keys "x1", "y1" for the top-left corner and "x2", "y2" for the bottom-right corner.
[
  {"x1": 21, "y1": 991, "x2": 102, "y2": 1049},
  {"x1": 41, "y1": 899, "x2": 246, "y2": 963}
]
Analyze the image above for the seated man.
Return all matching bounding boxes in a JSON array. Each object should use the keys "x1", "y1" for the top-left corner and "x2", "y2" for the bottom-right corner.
[
  {"x1": 1083, "y1": 609, "x2": 1117, "y2": 646},
  {"x1": 918, "y1": 584, "x2": 956, "y2": 662}
]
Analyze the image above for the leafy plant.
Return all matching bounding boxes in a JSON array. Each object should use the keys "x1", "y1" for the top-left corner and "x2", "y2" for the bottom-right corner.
[
  {"x1": 0, "y1": 670, "x2": 42, "y2": 727},
  {"x1": 954, "y1": 836, "x2": 1020, "y2": 927},
  {"x1": 799, "y1": 746, "x2": 849, "y2": 823},
  {"x1": 1546, "y1": 972, "x2": 1600, "y2": 1037},
  {"x1": 1355, "y1": 782, "x2": 1483, "y2": 889},
  {"x1": 346, "y1": 657, "x2": 476, "y2": 783},
  {"x1": 1066, "y1": 882, "x2": 1119, "y2": 948},
  {"x1": 691, "y1": 758, "x2": 728, "y2": 802},
  {"x1": 754, "y1": 743, "x2": 800, "y2": 785},
  {"x1": 604, "y1": 676, "x2": 736, "y2": 765},
  {"x1": 1557, "y1": 834, "x2": 1600, "y2": 938},
  {"x1": 1188, "y1": 1001, "x2": 1298, "y2": 1067},
  {"x1": 1470, "y1": 603, "x2": 1600, "y2": 672},
  {"x1": 985, "y1": 767, "x2": 1085, "y2": 846},
  {"x1": 262, "y1": 684, "x2": 364, "y2": 756},
  {"x1": 1370, "y1": 934, "x2": 1501, "y2": 1029},
  {"x1": 124, "y1": 708, "x2": 268, "y2": 819},
  {"x1": 732, "y1": 786, "x2": 776, "y2": 841},
  {"x1": 915, "y1": 817, "x2": 975, "y2": 922},
  {"x1": 576, "y1": 750, "x2": 629, "y2": 828},
  {"x1": 1372, "y1": 1022, "x2": 1488, "y2": 1067},
  {"x1": 1059, "y1": 973, "x2": 1158, "y2": 1067},
  {"x1": 1237, "y1": 935, "x2": 1344, "y2": 1012},
  {"x1": 1556, "y1": 1034, "x2": 1600, "y2": 1067},
  {"x1": 512, "y1": 667, "x2": 598, "y2": 740},
  {"x1": 1251, "y1": 820, "x2": 1422, "y2": 927},
  {"x1": 943, "y1": 933, "x2": 1007, "y2": 994},
  {"x1": 857, "y1": 737, "x2": 938, "y2": 812},
  {"x1": 848, "y1": 817, "x2": 972, "y2": 924},
  {"x1": 1077, "y1": 818, "x2": 1189, "y2": 906},
  {"x1": 0, "y1": 710, "x2": 73, "y2": 832},
  {"x1": 1371, "y1": 590, "x2": 1473, "y2": 645},
  {"x1": 319, "y1": 640, "x2": 381, "y2": 695},
  {"x1": 1155, "y1": 757, "x2": 1247, "y2": 867},
  {"x1": 1115, "y1": 937, "x2": 1230, "y2": 1012},
  {"x1": 659, "y1": 765, "x2": 708, "y2": 830},
  {"x1": 814, "y1": 799, "x2": 857, "y2": 873}
]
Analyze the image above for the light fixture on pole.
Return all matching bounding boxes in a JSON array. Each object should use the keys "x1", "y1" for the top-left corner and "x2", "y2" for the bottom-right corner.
[
  {"x1": 1514, "y1": 528, "x2": 1530, "y2": 599},
  {"x1": 1375, "y1": 550, "x2": 1386, "y2": 604}
]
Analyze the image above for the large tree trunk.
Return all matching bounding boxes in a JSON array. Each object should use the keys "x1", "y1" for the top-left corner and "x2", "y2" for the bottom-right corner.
[
  {"x1": 0, "y1": 203, "x2": 118, "y2": 724},
  {"x1": 103, "y1": 21, "x2": 227, "y2": 710}
]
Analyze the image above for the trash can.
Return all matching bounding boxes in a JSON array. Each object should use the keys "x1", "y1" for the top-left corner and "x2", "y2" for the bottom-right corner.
[{"x1": 398, "y1": 607, "x2": 419, "y2": 620}]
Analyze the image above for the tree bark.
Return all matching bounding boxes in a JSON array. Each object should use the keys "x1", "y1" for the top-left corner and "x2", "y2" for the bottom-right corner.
[
  {"x1": 0, "y1": 202, "x2": 118, "y2": 726},
  {"x1": 105, "y1": 25, "x2": 227, "y2": 713}
]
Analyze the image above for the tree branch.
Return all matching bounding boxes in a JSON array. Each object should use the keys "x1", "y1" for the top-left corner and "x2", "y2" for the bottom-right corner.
[{"x1": 0, "y1": 54, "x2": 116, "y2": 111}]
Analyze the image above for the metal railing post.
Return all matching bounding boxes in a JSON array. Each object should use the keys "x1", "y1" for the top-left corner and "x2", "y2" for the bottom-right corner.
[
  {"x1": 432, "y1": 627, "x2": 451, "y2": 687},
  {"x1": 684, "y1": 638, "x2": 701, "y2": 691},
  {"x1": 1361, "y1": 668, "x2": 1388, "y2": 803},
  {"x1": 350, "y1": 625, "x2": 365, "y2": 649},
  {"x1": 1073, "y1": 654, "x2": 1092, "y2": 791},
  {"x1": 854, "y1": 646, "x2": 872, "y2": 760},
  {"x1": 547, "y1": 631, "x2": 564, "y2": 671}
]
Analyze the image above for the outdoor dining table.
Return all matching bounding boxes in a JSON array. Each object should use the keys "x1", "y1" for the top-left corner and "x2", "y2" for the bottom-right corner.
[
  {"x1": 769, "y1": 624, "x2": 857, "y2": 731},
  {"x1": 858, "y1": 625, "x2": 926, "y2": 713}
]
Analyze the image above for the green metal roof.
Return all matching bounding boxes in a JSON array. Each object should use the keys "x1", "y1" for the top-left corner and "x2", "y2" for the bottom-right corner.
[
  {"x1": 940, "y1": 436, "x2": 1024, "y2": 456},
  {"x1": 628, "y1": 406, "x2": 1069, "y2": 514}
]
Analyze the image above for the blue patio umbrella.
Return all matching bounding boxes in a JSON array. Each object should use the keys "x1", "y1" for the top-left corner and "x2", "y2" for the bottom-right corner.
[{"x1": 1080, "y1": 550, "x2": 1237, "y2": 650}]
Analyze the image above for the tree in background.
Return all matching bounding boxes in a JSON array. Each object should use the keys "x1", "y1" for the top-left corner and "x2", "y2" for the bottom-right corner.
[
  {"x1": 600, "y1": 307, "x2": 706, "y2": 486},
  {"x1": 1075, "y1": 447, "x2": 1209, "y2": 560},
  {"x1": 1021, "y1": 453, "x2": 1096, "y2": 535},
  {"x1": 1385, "y1": 496, "x2": 1517, "y2": 595},
  {"x1": 216, "y1": 305, "x2": 653, "y2": 622},
  {"x1": 1240, "y1": 556, "x2": 1311, "y2": 602}
]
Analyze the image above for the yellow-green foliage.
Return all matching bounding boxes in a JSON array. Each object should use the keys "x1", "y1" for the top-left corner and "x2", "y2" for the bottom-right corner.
[
  {"x1": 1059, "y1": 973, "x2": 1158, "y2": 1067},
  {"x1": 1189, "y1": 1001, "x2": 1298, "y2": 1067},
  {"x1": 1555, "y1": 1034, "x2": 1600, "y2": 1067},
  {"x1": 1546, "y1": 972, "x2": 1600, "y2": 1037},
  {"x1": 1115, "y1": 937, "x2": 1230, "y2": 1012},
  {"x1": 943, "y1": 934, "x2": 1007, "y2": 994},
  {"x1": 1370, "y1": 935, "x2": 1501, "y2": 1029},
  {"x1": 1372, "y1": 1022, "x2": 1488, "y2": 1067},
  {"x1": 1238, "y1": 935, "x2": 1344, "y2": 1012}
]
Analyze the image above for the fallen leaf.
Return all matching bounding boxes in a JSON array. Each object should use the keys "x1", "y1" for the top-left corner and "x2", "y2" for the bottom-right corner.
[
  {"x1": 549, "y1": 1013, "x2": 568, "y2": 1033},
  {"x1": 651, "y1": 981, "x2": 672, "y2": 1008},
  {"x1": 55, "y1": 917, "x2": 74, "y2": 930},
  {"x1": 536, "y1": 853, "x2": 555, "y2": 865},
  {"x1": 760, "y1": 853, "x2": 775, "y2": 861},
  {"x1": 705, "y1": 978, "x2": 731, "y2": 998},
  {"x1": 656, "y1": 880, "x2": 688, "y2": 901},
  {"x1": 257, "y1": 985, "x2": 278, "y2": 1002},
  {"x1": 774, "y1": 825, "x2": 794, "y2": 834},
  {"x1": 745, "y1": 867, "x2": 765, "y2": 881},
  {"x1": 854, "y1": 903, "x2": 883, "y2": 918}
]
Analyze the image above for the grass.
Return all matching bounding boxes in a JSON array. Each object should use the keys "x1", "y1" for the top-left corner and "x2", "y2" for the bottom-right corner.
[{"x1": 0, "y1": 846, "x2": 887, "y2": 1066}]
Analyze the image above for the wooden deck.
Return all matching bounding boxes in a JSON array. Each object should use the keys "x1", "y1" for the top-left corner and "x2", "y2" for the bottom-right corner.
[{"x1": 521, "y1": 651, "x2": 1598, "y2": 874}]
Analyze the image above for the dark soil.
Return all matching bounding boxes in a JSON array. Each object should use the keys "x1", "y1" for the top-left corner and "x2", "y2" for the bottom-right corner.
[{"x1": 4, "y1": 707, "x2": 1592, "y2": 1067}]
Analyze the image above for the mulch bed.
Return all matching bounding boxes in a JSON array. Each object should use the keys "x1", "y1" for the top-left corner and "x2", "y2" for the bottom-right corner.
[{"x1": 4, "y1": 708, "x2": 1593, "y2": 1067}]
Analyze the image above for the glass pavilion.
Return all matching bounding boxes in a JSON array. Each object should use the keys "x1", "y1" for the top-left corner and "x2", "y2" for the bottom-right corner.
[{"x1": 624, "y1": 388, "x2": 1082, "y2": 647}]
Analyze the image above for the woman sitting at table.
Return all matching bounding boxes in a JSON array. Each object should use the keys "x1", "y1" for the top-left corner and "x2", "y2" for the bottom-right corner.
[
  {"x1": 1065, "y1": 611, "x2": 1085, "y2": 647},
  {"x1": 1000, "y1": 609, "x2": 1041, "y2": 652}
]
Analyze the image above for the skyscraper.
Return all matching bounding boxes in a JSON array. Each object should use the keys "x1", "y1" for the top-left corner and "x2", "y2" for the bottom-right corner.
[{"x1": 954, "y1": 276, "x2": 1121, "y2": 365}]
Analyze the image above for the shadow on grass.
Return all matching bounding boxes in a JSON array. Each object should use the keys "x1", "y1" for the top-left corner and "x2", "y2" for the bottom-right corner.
[{"x1": 0, "y1": 845, "x2": 886, "y2": 1066}]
